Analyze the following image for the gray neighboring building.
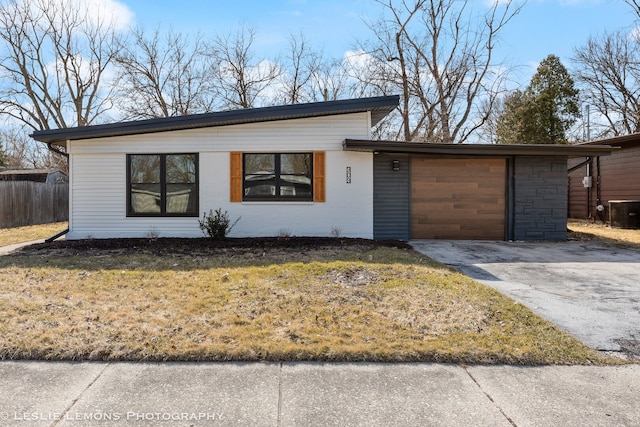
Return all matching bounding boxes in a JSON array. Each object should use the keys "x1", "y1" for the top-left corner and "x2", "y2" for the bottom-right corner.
[{"x1": 0, "y1": 168, "x2": 68, "y2": 184}]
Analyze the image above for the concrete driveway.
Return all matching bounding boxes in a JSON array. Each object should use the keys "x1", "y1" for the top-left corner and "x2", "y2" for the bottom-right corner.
[{"x1": 410, "y1": 240, "x2": 640, "y2": 357}]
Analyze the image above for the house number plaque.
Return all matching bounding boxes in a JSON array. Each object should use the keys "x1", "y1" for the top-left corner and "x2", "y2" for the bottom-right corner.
[{"x1": 346, "y1": 166, "x2": 352, "y2": 184}]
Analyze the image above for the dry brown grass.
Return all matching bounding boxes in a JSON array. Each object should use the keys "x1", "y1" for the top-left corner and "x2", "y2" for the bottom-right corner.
[
  {"x1": 568, "y1": 220, "x2": 640, "y2": 248},
  {"x1": 0, "y1": 239, "x2": 610, "y2": 365},
  {"x1": 0, "y1": 222, "x2": 68, "y2": 247}
]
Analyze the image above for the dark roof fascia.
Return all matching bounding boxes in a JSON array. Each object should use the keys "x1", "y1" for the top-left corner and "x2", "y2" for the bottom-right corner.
[
  {"x1": 31, "y1": 96, "x2": 400, "y2": 146},
  {"x1": 343, "y1": 139, "x2": 615, "y2": 157},
  {"x1": 584, "y1": 133, "x2": 640, "y2": 148}
]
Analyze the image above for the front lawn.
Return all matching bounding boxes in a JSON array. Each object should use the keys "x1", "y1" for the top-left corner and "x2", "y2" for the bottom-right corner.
[
  {"x1": 568, "y1": 220, "x2": 640, "y2": 248},
  {"x1": 0, "y1": 238, "x2": 610, "y2": 365},
  {"x1": 0, "y1": 222, "x2": 68, "y2": 247}
]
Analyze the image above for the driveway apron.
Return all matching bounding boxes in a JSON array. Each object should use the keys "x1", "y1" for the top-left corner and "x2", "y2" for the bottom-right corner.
[{"x1": 410, "y1": 240, "x2": 640, "y2": 357}]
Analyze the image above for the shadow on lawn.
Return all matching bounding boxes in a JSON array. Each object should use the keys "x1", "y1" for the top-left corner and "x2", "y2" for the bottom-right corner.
[{"x1": 568, "y1": 229, "x2": 640, "y2": 251}]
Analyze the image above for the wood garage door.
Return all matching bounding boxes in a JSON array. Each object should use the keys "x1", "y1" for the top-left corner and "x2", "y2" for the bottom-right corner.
[{"x1": 411, "y1": 158, "x2": 506, "y2": 239}]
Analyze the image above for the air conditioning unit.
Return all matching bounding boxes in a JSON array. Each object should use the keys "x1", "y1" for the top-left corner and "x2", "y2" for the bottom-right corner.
[{"x1": 609, "y1": 200, "x2": 640, "y2": 229}]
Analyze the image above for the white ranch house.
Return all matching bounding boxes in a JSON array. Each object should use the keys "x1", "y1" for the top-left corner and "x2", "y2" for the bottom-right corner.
[{"x1": 32, "y1": 96, "x2": 613, "y2": 241}]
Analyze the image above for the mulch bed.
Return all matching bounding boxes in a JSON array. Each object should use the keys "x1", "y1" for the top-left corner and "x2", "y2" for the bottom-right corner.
[{"x1": 15, "y1": 236, "x2": 412, "y2": 257}]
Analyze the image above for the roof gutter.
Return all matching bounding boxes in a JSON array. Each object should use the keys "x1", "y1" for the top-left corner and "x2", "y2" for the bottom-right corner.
[{"x1": 343, "y1": 139, "x2": 616, "y2": 157}]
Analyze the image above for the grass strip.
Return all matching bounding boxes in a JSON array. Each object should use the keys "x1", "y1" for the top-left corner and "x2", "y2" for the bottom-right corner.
[{"x1": 0, "y1": 222, "x2": 68, "y2": 247}]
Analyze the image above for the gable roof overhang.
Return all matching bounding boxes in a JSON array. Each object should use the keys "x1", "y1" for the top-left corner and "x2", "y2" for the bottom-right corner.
[
  {"x1": 31, "y1": 96, "x2": 400, "y2": 147},
  {"x1": 342, "y1": 139, "x2": 615, "y2": 158},
  {"x1": 583, "y1": 133, "x2": 640, "y2": 149}
]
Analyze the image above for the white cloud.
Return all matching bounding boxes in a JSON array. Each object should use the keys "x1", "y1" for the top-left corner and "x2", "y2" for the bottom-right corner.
[
  {"x1": 19, "y1": 0, "x2": 134, "y2": 32},
  {"x1": 557, "y1": 0, "x2": 604, "y2": 6},
  {"x1": 484, "y1": 0, "x2": 511, "y2": 6},
  {"x1": 342, "y1": 49, "x2": 372, "y2": 70},
  {"x1": 486, "y1": 0, "x2": 604, "y2": 7},
  {"x1": 628, "y1": 26, "x2": 640, "y2": 41},
  {"x1": 83, "y1": 0, "x2": 135, "y2": 31}
]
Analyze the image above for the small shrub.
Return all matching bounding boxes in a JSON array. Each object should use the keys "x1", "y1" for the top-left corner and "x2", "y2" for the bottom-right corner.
[
  {"x1": 146, "y1": 227, "x2": 160, "y2": 239},
  {"x1": 199, "y1": 208, "x2": 240, "y2": 239},
  {"x1": 278, "y1": 228, "x2": 292, "y2": 237}
]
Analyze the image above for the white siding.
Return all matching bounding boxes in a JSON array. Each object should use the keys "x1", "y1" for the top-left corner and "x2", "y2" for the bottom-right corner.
[
  {"x1": 203, "y1": 150, "x2": 373, "y2": 239},
  {"x1": 66, "y1": 113, "x2": 373, "y2": 239},
  {"x1": 69, "y1": 113, "x2": 371, "y2": 154}
]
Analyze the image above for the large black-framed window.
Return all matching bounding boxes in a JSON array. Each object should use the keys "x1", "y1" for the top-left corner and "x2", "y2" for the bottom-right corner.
[
  {"x1": 243, "y1": 153, "x2": 312, "y2": 201},
  {"x1": 127, "y1": 153, "x2": 199, "y2": 216}
]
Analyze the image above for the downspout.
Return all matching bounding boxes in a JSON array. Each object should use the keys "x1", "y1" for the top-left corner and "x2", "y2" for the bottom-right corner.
[
  {"x1": 586, "y1": 161, "x2": 591, "y2": 219},
  {"x1": 568, "y1": 157, "x2": 592, "y2": 173},
  {"x1": 506, "y1": 156, "x2": 515, "y2": 241},
  {"x1": 596, "y1": 156, "x2": 605, "y2": 223},
  {"x1": 45, "y1": 228, "x2": 69, "y2": 242},
  {"x1": 47, "y1": 143, "x2": 69, "y2": 159},
  {"x1": 46, "y1": 141, "x2": 70, "y2": 240},
  {"x1": 568, "y1": 157, "x2": 592, "y2": 220}
]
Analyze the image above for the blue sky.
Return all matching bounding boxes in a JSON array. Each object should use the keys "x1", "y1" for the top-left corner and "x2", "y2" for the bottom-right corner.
[{"x1": 119, "y1": 0, "x2": 635, "y2": 86}]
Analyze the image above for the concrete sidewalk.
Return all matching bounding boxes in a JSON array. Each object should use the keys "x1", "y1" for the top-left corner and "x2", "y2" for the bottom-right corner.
[
  {"x1": 0, "y1": 361, "x2": 638, "y2": 426},
  {"x1": 0, "y1": 240, "x2": 44, "y2": 256}
]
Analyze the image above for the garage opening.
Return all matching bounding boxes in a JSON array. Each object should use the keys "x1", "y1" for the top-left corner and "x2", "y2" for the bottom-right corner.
[{"x1": 411, "y1": 158, "x2": 506, "y2": 239}]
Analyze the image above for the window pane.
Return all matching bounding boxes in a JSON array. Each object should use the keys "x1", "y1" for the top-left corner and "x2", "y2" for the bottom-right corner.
[
  {"x1": 130, "y1": 155, "x2": 161, "y2": 213},
  {"x1": 281, "y1": 154, "x2": 311, "y2": 175},
  {"x1": 280, "y1": 154, "x2": 312, "y2": 197},
  {"x1": 131, "y1": 184, "x2": 162, "y2": 213},
  {"x1": 130, "y1": 155, "x2": 160, "y2": 184},
  {"x1": 242, "y1": 153, "x2": 313, "y2": 200},
  {"x1": 166, "y1": 183, "x2": 197, "y2": 213},
  {"x1": 166, "y1": 155, "x2": 197, "y2": 214},
  {"x1": 166, "y1": 154, "x2": 196, "y2": 184},
  {"x1": 244, "y1": 154, "x2": 276, "y2": 197},
  {"x1": 128, "y1": 154, "x2": 198, "y2": 216}
]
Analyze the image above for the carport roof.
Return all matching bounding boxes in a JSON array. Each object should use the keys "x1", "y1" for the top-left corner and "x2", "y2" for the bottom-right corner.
[
  {"x1": 31, "y1": 96, "x2": 399, "y2": 146},
  {"x1": 343, "y1": 139, "x2": 615, "y2": 157},
  {"x1": 585, "y1": 132, "x2": 640, "y2": 148}
]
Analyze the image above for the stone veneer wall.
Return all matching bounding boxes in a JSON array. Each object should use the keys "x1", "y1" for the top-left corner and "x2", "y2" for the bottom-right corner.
[{"x1": 513, "y1": 156, "x2": 567, "y2": 240}]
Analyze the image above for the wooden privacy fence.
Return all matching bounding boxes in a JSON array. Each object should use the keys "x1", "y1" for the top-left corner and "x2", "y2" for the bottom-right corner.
[{"x1": 0, "y1": 181, "x2": 69, "y2": 228}]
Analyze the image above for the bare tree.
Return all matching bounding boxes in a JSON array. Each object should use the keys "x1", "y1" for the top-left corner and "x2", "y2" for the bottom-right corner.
[
  {"x1": 571, "y1": 1, "x2": 640, "y2": 137},
  {"x1": 0, "y1": 0, "x2": 125, "y2": 131},
  {"x1": 278, "y1": 33, "x2": 361, "y2": 105},
  {"x1": 0, "y1": 130, "x2": 30, "y2": 168},
  {"x1": 276, "y1": 33, "x2": 319, "y2": 104},
  {"x1": 115, "y1": 27, "x2": 217, "y2": 119},
  {"x1": 624, "y1": 0, "x2": 640, "y2": 17},
  {"x1": 357, "y1": 1, "x2": 427, "y2": 141},
  {"x1": 276, "y1": 34, "x2": 364, "y2": 104},
  {"x1": 476, "y1": 95, "x2": 505, "y2": 144},
  {"x1": 307, "y1": 55, "x2": 357, "y2": 102},
  {"x1": 208, "y1": 26, "x2": 281, "y2": 109},
  {"x1": 0, "y1": 137, "x2": 10, "y2": 167},
  {"x1": 0, "y1": 129, "x2": 66, "y2": 170},
  {"x1": 359, "y1": 0, "x2": 524, "y2": 143},
  {"x1": 573, "y1": 30, "x2": 640, "y2": 137}
]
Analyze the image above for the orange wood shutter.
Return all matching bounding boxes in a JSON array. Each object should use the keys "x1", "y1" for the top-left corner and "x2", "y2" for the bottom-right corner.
[
  {"x1": 230, "y1": 152, "x2": 242, "y2": 202},
  {"x1": 313, "y1": 151, "x2": 326, "y2": 202}
]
